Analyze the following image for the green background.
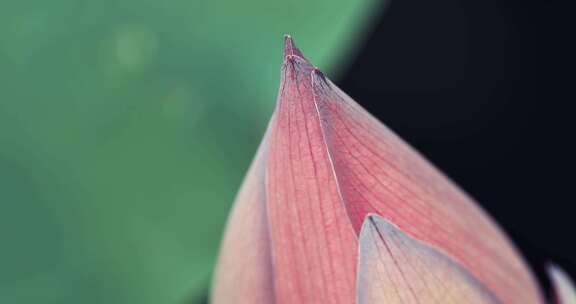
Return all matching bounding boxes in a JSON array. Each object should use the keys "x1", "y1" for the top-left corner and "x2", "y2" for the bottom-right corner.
[{"x1": 0, "y1": 0, "x2": 380, "y2": 302}]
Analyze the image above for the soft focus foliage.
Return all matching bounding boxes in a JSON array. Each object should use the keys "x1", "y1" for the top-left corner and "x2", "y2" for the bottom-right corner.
[{"x1": 0, "y1": 0, "x2": 379, "y2": 303}]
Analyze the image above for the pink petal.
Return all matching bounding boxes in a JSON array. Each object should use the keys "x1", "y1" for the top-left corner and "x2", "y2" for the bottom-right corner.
[
  {"x1": 548, "y1": 264, "x2": 576, "y2": 304},
  {"x1": 358, "y1": 214, "x2": 499, "y2": 304},
  {"x1": 211, "y1": 129, "x2": 275, "y2": 304},
  {"x1": 266, "y1": 36, "x2": 358, "y2": 303},
  {"x1": 266, "y1": 36, "x2": 541, "y2": 303}
]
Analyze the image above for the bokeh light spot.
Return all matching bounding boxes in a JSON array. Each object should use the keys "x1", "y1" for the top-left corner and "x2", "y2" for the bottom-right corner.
[{"x1": 113, "y1": 26, "x2": 158, "y2": 69}]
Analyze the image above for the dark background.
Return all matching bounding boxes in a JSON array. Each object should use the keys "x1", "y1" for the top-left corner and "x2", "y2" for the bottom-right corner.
[{"x1": 338, "y1": 0, "x2": 575, "y2": 295}]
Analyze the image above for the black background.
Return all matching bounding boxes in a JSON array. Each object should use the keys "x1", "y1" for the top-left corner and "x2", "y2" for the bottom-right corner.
[{"x1": 337, "y1": 0, "x2": 574, "y2": 296}]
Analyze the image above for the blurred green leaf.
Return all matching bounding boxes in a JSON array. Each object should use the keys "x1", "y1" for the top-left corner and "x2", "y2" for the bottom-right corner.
[{"x1": 0, "y1": 0, "x2": 379, "y2": 303}]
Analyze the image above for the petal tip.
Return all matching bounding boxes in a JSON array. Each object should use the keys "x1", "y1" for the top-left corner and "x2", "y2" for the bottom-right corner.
[
  {"x1": 547, "y1": 263, "x2": 576, "y2": 304},
  {"x1": 283, "y1": 34, "x2": 307, "y2": 62},
  {"x1": 362, "y1": 214, "x2": 392, "y2": 233},
  {"x1": 359, "y1": 213, "x2": 378, "y2": 235}
]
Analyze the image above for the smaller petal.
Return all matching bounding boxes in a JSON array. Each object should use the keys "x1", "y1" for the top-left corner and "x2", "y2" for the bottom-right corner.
[
  {"x1": 548, "y1": 264, "x2": 576, "y2": 304},
  {"x1": 357, "y1": 214, "x2": 500, "y2": 304}
]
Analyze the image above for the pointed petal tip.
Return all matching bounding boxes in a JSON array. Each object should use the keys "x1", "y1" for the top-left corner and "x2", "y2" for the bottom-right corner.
[
  {"x1": 281, "y1": 34, "x2": 317, "y2": 82},
  {"x1": 283, "y1": 34, "x2": 307, "y2": 61},
  {"x1": 362, "y1": 213, "x2": 391, "y2": 231},
  {"x1": 359, "y1": 213, "x2": 375, "y2": 233},
  {"x1": 547, "y1": 262, "x2": 562, "y2": 275},
  {"x1": 361, "y1": 213, "x2": 376, "y2": 228}
]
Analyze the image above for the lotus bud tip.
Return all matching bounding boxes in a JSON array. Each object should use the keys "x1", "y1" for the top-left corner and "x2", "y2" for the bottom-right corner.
[{"x1": 283, "y1": 34, "x2": 306, "y2": 61}]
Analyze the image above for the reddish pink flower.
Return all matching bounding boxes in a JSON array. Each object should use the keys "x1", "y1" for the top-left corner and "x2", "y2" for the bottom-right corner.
[{"x1": 212, "y1": 36, "x2": 573, "y2": 304}]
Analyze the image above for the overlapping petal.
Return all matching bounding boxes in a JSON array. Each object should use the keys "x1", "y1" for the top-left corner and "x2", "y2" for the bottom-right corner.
[{"x1": 357, "y1": 214, "x2": 499, "y2": 304}]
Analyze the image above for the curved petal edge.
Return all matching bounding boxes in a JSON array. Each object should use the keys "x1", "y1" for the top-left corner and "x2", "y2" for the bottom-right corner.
[
  {"x1": 548, "y1": 264, "x2": 576, "y2": 304},
  {"x1": 358, "y1": 214, "x2": 501, "y2": 304},
  {"x1": 211, "y1": 129, "x2": 275, "y2": 304}
]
